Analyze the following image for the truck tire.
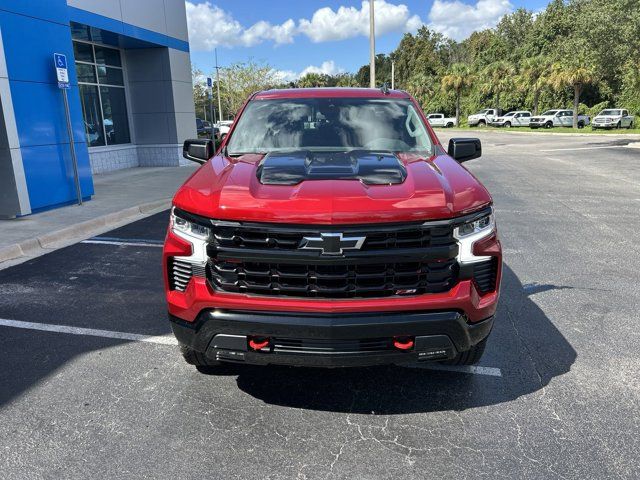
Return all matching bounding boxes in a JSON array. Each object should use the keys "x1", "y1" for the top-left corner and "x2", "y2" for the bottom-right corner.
[
  {"x1": 616, "y1": 121, "x2": 621, "y2": 129},
  {"x1": 628, "y1": 122, "x2": 634, "y2": 130},
  {"x1": 478, "y1": 120, "x2": 486, "y2": 127},
  {"x1": 504, "y1": 121, "x2": 511, "y2": 128},
  {"x1": 446, "y1": 122, "x2": 453, "y2": 128},
  {"x1": 180, "y1": 345, "x2": 223, "y2": 373},
  {"x1": 441, "y1": 337, "x2": 487, "y2": 366},
  {"x1": 578, "y1": 121, "x2": 585, "y2": 129},
  {"x1": 544, "y1": 121, "x2": 553, "y2": 129}
]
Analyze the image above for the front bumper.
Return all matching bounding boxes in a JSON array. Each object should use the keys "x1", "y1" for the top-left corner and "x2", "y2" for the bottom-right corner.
[{"x1": 170, "y1": 310, "x2": 494, "y2": 367}]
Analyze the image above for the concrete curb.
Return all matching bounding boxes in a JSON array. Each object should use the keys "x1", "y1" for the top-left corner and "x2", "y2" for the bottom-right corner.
[
  {"x1": 441, "y1": 128, "x2": 640, "y2": 138},
  {"x1": 0, "y1": 198, "x2": 172, "y2": 265}
]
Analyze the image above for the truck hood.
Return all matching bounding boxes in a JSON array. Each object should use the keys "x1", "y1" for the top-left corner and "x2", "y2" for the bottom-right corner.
[{"x1": 173, "y1": 151, "x2": 491, "y2": 224}]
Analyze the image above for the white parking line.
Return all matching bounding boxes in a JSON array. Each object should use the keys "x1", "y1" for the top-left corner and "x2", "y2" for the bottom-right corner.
[
  {"x1": 0, "y1": 317, "x2": 502, "y2": 377},
  {"x1": 540, "y1": 145, "x2": 628, "y2": 152},
  {"x1": 414, "y1": 364, "x2": 502, "y2": 377},
  {"x1": 81, "y1": 240, "x2": 163, "y2": 248},
  {"x1": 0, "y1": 318, "x2": 178, "y2": 345}
]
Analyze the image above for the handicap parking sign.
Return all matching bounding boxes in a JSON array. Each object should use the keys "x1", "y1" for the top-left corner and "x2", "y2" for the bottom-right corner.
[{"x1": 54, "y1": 53, "x2": 69, "y2": 88}]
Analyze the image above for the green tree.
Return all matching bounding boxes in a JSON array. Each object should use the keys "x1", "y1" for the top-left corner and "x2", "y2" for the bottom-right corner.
[
  {"x1": 549, "y1": 61, "x2": 597, "y2": 127},
  {"x1": 216, "y1": 60, "x2": 281, "y2": 118},
  {"x1": 441, "y1": 64, "x2": 472, "y2": 126},
  {"x1": 481, "y1": 61, "x2": 515, "y2": 111},
  {"x1": 517, "y1": 56, "x2": 551, "y2": 115},
  {"x1": 298, "y1": 73, "x2": 331, "y2": 88}
]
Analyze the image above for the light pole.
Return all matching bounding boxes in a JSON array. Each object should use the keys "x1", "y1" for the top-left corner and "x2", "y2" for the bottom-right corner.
[
  {"x1": 215, "y1": 48, "x2": 223, "y2": 123},
  {"x1": 391, "y1": 59, "x2": 395, "y2": 90},
  {"x1": 369, "y1": 0, "x2": 375, "y2": 88}
]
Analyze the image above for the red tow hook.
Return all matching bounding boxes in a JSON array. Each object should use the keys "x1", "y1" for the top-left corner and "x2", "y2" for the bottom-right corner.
[
  {"x1": 248, "y1": 336, "x2": 270, "y2": 351},
  {"x1": 393, "y1": 336, "x2": 414, "y2": 351}
]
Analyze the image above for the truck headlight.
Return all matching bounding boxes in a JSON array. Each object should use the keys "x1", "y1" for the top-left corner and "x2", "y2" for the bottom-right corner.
[
  {"x1": 454, "y1": 210, "x2": 495, "y2": 263},
  {"x1": 170, "y1": 208, "x2": 211, "y2": 240}
]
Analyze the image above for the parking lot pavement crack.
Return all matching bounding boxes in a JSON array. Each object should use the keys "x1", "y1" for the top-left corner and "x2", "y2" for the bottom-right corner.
[{"x1": 504, "y1": 297, "x2": 546, "y2": 394}]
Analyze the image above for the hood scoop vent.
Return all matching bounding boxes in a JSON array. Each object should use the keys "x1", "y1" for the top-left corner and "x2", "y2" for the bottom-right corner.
[{"x1": 257, "y1": 150, "x2": 407, "y2": 186}]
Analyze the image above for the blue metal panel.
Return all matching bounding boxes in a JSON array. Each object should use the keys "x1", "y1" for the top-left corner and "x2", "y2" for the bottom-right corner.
[
  {"x1": 0, "y1": 7, "x2": 94, "y2": 212},
  {"x1": 20, "y1": 142, "x2": 93, "y2": 212},
  {"x1": 0, "y1": 0, "x2": 69, "y2": 25},
  {"x1": 68, "y1": 7, "x2": 190, "y2": 52},
  {"x1": 0, "y1": 10, "x2": 78, "y2": 84},
  {"x1": 10, "y1": 81, "x2": 86, "y2": 147}
]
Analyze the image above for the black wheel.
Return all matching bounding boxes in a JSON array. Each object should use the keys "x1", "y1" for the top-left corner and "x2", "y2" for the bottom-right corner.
[
  {"x1": 478, "y1": 120, "x2": 486, "y2": 128},
  {"x1": 441, "y1": 337, "x2": 488, "y2": 366},
  {"x1": 504, "y1": 121, "x2": 511, "y2": 128},
  {"x1": 628, "y1": 122, "x2": 634, "y2": 130},
  {"x1": 544, "y1": 121, "x2": 553, "y2": 129},
  {"x1": 578, "y1": 121, "x2": 585, "y2": 129},
  {"x1": 446, "y1": 122, "x2": 453, "y2": 128},
  {"x1": 180, "y1": 345, "x2": 223, "y2": 373},
  {"x1": 616, "y1": 121, "x2": 621, "y2": 129}
]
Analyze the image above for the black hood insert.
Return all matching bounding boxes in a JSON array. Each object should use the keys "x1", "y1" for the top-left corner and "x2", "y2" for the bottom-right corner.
[{"x1": 256, "y1": 150, "x2": 407, "y2": 186}]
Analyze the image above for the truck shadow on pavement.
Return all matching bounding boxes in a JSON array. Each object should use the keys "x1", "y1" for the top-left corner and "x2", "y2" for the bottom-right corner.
[{"x1": 232, "y1": 264, "x2": 577, "y2": 414}]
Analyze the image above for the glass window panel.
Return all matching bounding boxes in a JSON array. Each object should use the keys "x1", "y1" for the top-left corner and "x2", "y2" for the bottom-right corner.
[
  {"x1": 94, "y1": 46, "x2": 122, "y2": 67},
  {"x1": 70, "y1": 22, "x2": 91, "y2": 41},
  {"x1": 97, "y1": 66, "x2": 124, "y2": 86},
  {"x1": 73, "y1": 41, "x2": 93, "y2": 63},
  {"x1": 76, "y1": 63, "x2": 96, "y2": 83},
  {"x1": 100, "y1": 87, "x2": 131, "y2": 145},
  {"x1": 79, "y1": 85, "x2": 105, "y2": 147}
]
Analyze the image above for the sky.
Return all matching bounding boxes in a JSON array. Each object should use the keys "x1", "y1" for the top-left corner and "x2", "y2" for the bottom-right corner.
[{"x1": 186, "y1": 0, "x2": 551, "y2": 82}]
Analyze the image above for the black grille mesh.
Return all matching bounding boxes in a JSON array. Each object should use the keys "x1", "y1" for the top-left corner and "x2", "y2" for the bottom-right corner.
[{"x1": 209, "y1": 258, "x2": 458, "y2": 298}]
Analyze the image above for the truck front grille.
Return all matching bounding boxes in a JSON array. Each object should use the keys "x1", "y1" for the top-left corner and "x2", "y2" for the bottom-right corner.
[
  {"x1": 204, "y1": 220, "x2": 461, "y2": 299},
  {"x1": 209, "y1": 258, "x2": 458, "y2": 298},
  {"x1": 213, "y1": 224, "x2": 454, "y2": 251}
]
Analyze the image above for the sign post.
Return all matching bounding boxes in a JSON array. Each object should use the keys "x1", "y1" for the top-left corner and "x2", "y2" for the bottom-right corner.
[
  {"x1": 207, "y1": 77, "x2": 215, "y2": 141},
  {"x1": 54, "y1": 53, "x2": 82, "y2": 205}
]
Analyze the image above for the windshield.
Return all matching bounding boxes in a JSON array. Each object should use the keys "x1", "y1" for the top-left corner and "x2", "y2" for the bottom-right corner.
[
  {"x1": 541, "y1": 110, "x2": 557, "y2": 116},
  {"x1": 504, "y1": 112, "x2": 515, "y2": 117},
  {"x1": 599, "y1": 109, "x2": 621, "y2": 116},
  {"x1": 226, "y1": 98, "x2": 433, "y2": 155},
  {"x1": 475, "y1": 109, "x2": 491, "y2": 115}
]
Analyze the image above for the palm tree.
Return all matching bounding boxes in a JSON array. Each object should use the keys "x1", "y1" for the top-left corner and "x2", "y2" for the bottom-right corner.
[
  {"x1": 441, "y1": 64, "x2": 472, "y2": 127},
  {"x1": 517, "y1": 56, "x2": 551, "y2": 115},
  {"x1": 549, "y1": 61, "x2": 597, "y2": 128},
  {"x1": 482, "y1": 61, "x2": 515, "y2": 112}
]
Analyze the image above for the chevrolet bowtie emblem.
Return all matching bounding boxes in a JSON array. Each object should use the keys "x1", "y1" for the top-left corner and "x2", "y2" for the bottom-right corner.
[{"x1": 300, "y1": 233, "x2": 366, "y2": 255}]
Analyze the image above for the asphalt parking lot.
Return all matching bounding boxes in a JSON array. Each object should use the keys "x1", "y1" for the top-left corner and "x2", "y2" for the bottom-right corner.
[{"x1": 1, "y1": 130, "x2": 639, "y2": 479}]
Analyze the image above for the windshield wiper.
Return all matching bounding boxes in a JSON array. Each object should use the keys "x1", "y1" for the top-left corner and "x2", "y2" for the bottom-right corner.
[{"x1": 227, "y1": 151, "x2": 267, "y2": 157}]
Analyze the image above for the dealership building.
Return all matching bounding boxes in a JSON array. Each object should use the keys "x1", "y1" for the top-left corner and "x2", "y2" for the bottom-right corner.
[{"x1": 0, "y1": 0, "x2": 195, "y2": 217}]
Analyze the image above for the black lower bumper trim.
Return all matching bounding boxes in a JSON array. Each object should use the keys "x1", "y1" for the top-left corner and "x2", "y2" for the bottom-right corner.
[{"x1": 170, "y1": 310, "x2": 493, "y2": 368}]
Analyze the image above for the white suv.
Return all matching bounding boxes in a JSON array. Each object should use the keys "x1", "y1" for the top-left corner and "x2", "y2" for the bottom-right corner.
[
  {"x1": 490, "y1": 111, "x2": 532, "y2": 128},
  {"x1": 467, "y1": 108, "x2": 501, "y2": 127},
  {"x1": 529, "y1": 110, "x2": 590, "y2": 129},
  {"x1": 592, "y1": 109, "x2": 634, "y2": 130}
]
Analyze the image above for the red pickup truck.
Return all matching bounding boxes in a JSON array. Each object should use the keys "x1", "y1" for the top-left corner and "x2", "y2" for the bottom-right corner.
[{"x1": 163, "y1": 88, "x2": 501, "y2": 372}]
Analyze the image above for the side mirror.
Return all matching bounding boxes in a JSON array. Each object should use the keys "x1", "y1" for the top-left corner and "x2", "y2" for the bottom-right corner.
[
  {"x1": 183, "y1": 139, "x2": 214, "y2": 165},
  {"x1": 448, "y1": 138, "x2": 481, "y2": 163}
]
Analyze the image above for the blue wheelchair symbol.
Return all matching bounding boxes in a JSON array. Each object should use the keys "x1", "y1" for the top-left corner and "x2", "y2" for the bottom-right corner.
[{"x1": 54, "y1": 53, "x2": 67, "y2": 69}]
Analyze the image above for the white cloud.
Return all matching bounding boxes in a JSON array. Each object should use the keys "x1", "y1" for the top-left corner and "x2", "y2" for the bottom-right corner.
[
  {"x1": 273, "y1": 61, "x2": 346, "y2": 83},
  {"x1": 299, "y1": 0, "x2": 422, "y2": 43},
  {"x1": 186, "y1": 1, "x2": 423, "y2": 50},
  {"x1": 300, "y1": 61, "x2": 345, "y2": 77},
  {"x1": 427, "y1": 0, "x2": 512, "y2": 41},
  {"x1": 185, "y1": 1, "x2": 296, "y2": 50}
]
